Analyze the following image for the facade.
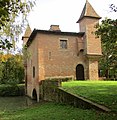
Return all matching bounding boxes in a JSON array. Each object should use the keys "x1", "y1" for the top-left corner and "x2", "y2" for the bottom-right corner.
[{"x1": 22, "y1": 0, "x2": 102, "y2": 101}]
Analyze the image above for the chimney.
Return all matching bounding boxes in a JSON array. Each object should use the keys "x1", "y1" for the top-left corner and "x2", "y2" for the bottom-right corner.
[{"x1": 49, "y1": 25, "x2": 61, "y2": 31}]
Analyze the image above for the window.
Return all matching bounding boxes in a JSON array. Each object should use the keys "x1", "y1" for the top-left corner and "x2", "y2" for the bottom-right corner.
[
  {"x1": 33, "y1": 66, "x2": 35, "y2": 78},
  {"x1": 48, "y1": 52, "x2": 52, "y2": 60},
  {"x1": 60, "y1": 40, "x2": 67, "y2": 49}
]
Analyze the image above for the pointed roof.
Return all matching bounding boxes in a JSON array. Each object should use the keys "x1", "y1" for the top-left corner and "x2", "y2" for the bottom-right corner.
[
  {"x1": 24, "y1": 24, "x2": 32, "y2": 37},
  {"x1": 77, "y1": 0, "x2": 101, "y2": 23}
]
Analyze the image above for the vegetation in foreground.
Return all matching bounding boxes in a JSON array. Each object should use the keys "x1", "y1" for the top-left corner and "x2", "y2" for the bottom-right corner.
[
  {"x1": 0, "y1": 102, "x2": 117, "y2": 120},
  {"x1": 62, "y1": 81, "x2": 117, "y2": 112}
]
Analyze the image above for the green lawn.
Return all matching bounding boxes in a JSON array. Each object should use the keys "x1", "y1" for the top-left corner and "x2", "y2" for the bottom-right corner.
[
  {"x1": 0, "y1": 102, "x2": 117, "y2": 120},
  {"x1": 1, "y1": 81, "x2": 117, "y2": 120},
  {"x1": 62, "y1": 81, "x2": 117, "y2": 112}
]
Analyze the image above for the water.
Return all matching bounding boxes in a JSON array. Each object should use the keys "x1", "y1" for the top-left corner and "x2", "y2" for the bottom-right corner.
[{"x1": 0, "y1": 96, "x2": 36, "y2": 112}]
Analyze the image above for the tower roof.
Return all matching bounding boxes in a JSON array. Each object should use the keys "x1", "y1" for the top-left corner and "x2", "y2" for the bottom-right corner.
[
  {"x1": 77, "y1": 0, "x2": 101, "y2": 23},
  {"x1": 24, "y1": 24, "x2": 32, "y2": 37}
]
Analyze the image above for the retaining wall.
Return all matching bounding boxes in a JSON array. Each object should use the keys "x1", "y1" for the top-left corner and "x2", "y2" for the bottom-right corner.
[{"x1": 40, "y1": 80, "x2": 111, "y2": 112}]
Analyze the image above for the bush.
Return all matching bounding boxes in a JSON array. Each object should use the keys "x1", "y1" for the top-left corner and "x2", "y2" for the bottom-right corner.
[
  {"x1": 46, "y1": 77, "x2": 73, "y2": 82},
  {"x1": 0, "y1": 84, "x2": 25, "y2": 96},
  {"x1": 0, "y1": 54, "x2": 25, "y2": 85}
]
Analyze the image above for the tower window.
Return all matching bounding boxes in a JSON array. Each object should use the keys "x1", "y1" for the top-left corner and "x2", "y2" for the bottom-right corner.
[
  {"x1": 60, "y1": 40, "x2": 67, "y2": 49},
  {"x1": 33, "y1": 66, "x2": 35, "y2": 78}
]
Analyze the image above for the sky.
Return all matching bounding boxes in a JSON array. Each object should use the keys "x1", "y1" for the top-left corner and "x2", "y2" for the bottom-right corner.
[
  {"x1": 18, "y1": 0, "x2": 117, "y2": 50},
  {"x1": 27, "y1": 0, "x2": 117, "y2": 33}
]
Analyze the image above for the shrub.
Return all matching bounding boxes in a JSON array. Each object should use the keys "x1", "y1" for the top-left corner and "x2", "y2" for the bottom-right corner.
[
  {"x1": 0, "y1": 84, "x2": 25, "y2": 96},
  {"x1": 0, "y1": 54, "x2": 24, "y2": 85},
  {"x1": 46, "y1": 77, "x2": 73, "y2": 82}
]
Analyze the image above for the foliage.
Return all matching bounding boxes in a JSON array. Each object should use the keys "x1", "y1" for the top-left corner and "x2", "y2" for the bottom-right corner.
[
  {"x1": 0, "y1": 102, "x2": 117, "y2": 120},
  {"x1": 62, "y1": 81, "x2": 117, "y2": 111},
  {"x1": 0, "y1": 0, "x2": 35, "y2": 28},
  {"x1": 95, "y1": 18, "x2": 117, "y2": 79},
  {"x1": 45, "y1": 77, "x2": 73, "y2": 82},
  {"x1": 0, "y1": 39, "x2": 13, "y2": 50},
  {"x1": 0, "y1": 0, "x2": 36, "y2": 51},
  {"x1": 110, "y1": 4, "x2": 117, "y2": 12},
  {"x1": 22, "y1": 45, "x2": 31, "y2": 62},
  {"x1": 0, "y1": 53, "x2": 24, "y2": 85},
  {"x1": 0, "y1": 84, "x2": 25, "y2": 96}
]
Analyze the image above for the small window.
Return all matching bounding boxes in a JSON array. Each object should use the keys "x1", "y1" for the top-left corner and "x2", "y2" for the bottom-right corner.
[
  {"x1": 80, "y1": 49, "x2": 84, "y2": 52},
  {"x1": 48, "y1": 52, "x2": 52, "y2": 60},
  {"x1": 33, "y1": 66, "x2": 35, "y2": 78},
  {"x1": 60, "y1": 40, "x2": 67, "y2": 49}
]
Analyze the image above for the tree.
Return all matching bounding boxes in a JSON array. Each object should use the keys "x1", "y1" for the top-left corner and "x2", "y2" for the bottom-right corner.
[
  {"x1": 110, "y1": 4, "x2": 117, "y2": 12},
  {"x1": 95, "y1": 18, "x2": 117, "y2": 79},
  {"x1": 0, "y1": 0, "x2": 35, "y2": 51},
  {"x1": 0, "y1": 53, "x2": 24, "y2": 85}
]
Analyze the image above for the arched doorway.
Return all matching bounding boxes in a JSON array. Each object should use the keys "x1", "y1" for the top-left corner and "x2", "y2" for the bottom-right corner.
[
  {"x1": 32, "y1": 89, "x2": 37, "y2": 101},
  {"x1": 76, "y1": 64, "x2": 85, "y2": 80}
]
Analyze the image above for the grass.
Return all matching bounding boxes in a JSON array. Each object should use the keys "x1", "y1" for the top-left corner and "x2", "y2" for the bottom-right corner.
[
  {"x1": 1, "y1": 81, "x2": 117, "y2": 120},
  {"x1": 0, "y1": 96, "x2": 33, "y2": 112},
  {"x1": 0, "y1": 102, "x2": 117, "y2": 120},
  {"x1": 62, "y1": 81, "x2": 117, "y2": 111}
]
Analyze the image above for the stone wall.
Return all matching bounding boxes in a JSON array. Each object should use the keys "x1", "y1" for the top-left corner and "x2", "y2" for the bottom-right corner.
[{"x1": 40, "y1": 80, "x2": 111, "y2": 112}]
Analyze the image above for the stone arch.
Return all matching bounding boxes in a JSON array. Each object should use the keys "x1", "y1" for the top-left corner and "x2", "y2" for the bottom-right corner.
[
  {"x1": 32, "y1": 89, "x2": 37, "y2": 101},
  {"x1": 76, "y1": 64, "x2": 85, "y2": 80}
]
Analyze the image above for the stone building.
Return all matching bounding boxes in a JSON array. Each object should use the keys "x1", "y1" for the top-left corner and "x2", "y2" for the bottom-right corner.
[{"x1": 22, "y1": 0, "x2": 102, "y2": 101}]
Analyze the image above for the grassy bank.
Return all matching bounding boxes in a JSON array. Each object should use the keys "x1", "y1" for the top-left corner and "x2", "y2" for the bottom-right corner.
[
  {"x1": 62, "y1": 81, "x2": 117, "y2": 111},
  {"x1": 0, "y1": 102, "x2": 117, "y2": 120}
]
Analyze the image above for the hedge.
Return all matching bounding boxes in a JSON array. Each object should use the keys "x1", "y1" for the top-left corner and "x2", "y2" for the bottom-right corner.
[{"x1": 0, "y1": 84, "x2": 25, "y2": 96}]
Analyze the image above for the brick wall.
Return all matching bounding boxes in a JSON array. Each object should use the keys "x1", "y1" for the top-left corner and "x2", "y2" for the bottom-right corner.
[
  {"x1": 26, "y1": 36, "x2": 39, "y2": 101},
  {"x1": 37, "y1": 33, "x2": 85, "y2": 80}
]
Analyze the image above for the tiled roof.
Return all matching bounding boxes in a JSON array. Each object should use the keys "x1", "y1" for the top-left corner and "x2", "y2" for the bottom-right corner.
[
  {"x1": 26, "y1": 29, "x2": 85, "y2": 47},
  {"x1": 77, "y1": 0, "x2": 101, "y2": 23}
]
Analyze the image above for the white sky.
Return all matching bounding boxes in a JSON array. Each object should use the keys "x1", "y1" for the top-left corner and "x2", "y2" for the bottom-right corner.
[
  {"x1": 18, "y1": 0, "x2": 117, "y2": 50},
  {"x1": 28, "y1": 0, "x2": 117, "y2": 32}
]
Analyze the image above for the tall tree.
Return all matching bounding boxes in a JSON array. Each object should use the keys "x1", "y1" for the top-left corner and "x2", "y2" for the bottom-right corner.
[
  {"x1": 0, "y1": 0, "x2": 35, "y2": 51},
  {"x1": 95, "y1": 18, "x2": 117, "y2": 79}
]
